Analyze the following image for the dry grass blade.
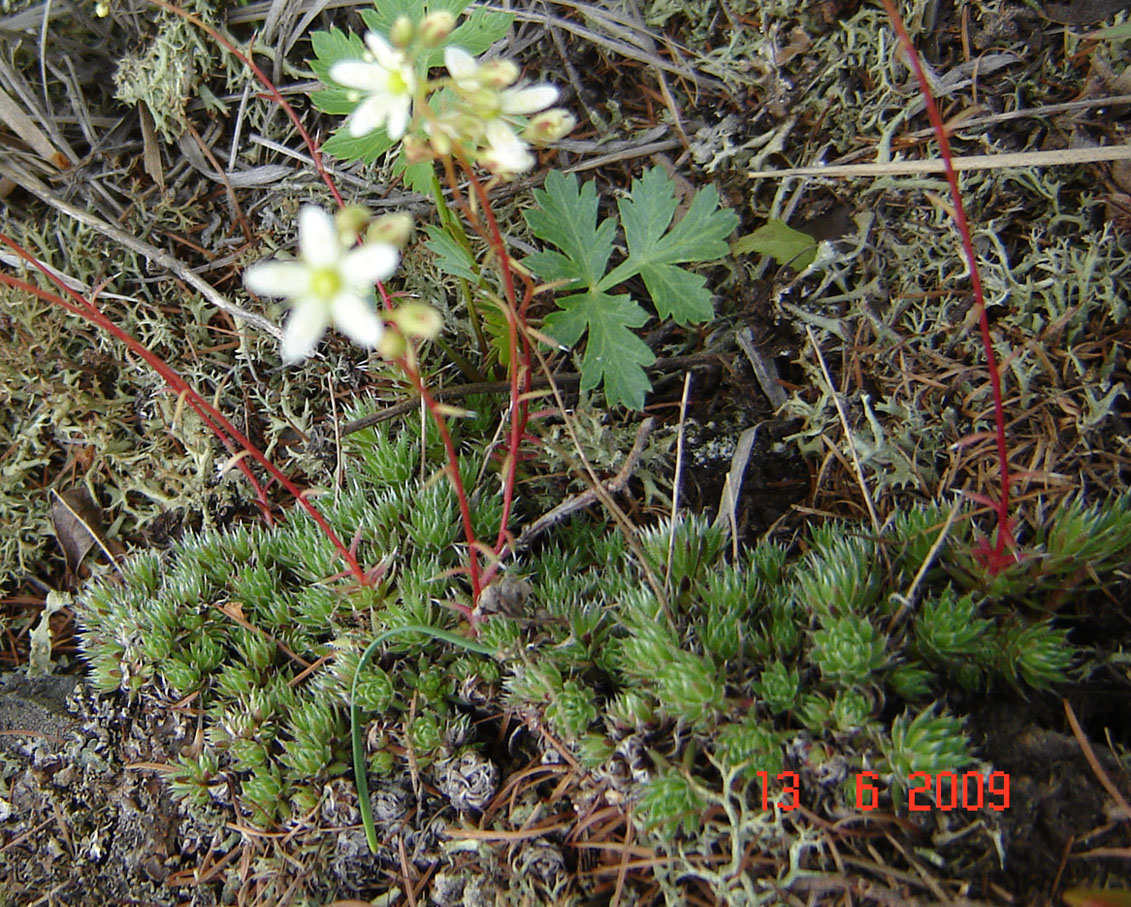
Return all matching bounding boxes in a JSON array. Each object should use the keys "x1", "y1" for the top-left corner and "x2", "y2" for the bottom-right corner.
[
  {"x1": 712, "y1": 422, "x2": 761, "y2": 559},
  {"x1": 1063, "y1": 698, "x2": 1131, "y2": 822},
  {"x1": 806, "y1": 324, "x2": 881, "y2": 534},
  {"x1": 0, "y1": 158, "x2": 283, "y2": 341},
  {"x1": 0, "y1": 83, "x2": 64, "y2": 167},
  {"x1": 749, "y1": 143, "x2": 1131, "y2": 179},
  {"x1": 665, "y1": 371, "x2": 692, "y2": 593}
]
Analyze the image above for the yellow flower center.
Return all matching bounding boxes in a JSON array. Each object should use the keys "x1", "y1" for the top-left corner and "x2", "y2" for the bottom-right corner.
[
  {"x1": 309, "y1": 267, "x2": 342, "y2": 301},
  {"x1": 389, "y1": 69, "x2": 409, "y2": 95}
]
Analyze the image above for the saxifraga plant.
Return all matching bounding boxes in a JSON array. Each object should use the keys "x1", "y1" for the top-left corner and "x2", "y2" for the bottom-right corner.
[
  {"x1": 18, "y1": 0, "x2": 1125, "y2": 901},
  {"x1": 77, "y1": 406, "x2": 500, "y2": 829}
]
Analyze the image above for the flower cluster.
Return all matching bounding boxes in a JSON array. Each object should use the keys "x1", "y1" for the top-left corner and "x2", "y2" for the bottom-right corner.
[
  {"x1": 431, "y1": 46, "x2": 572, "y2": 176},
  {"x1": 246, "y1": 12, "x2": 575, "y2": 363},
  {"x1": 328, "y1": 13, "x2": 575, "y2": 177}
]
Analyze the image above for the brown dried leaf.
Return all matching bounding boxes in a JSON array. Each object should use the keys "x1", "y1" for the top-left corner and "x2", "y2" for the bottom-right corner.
[
  {"x1": 50, "y1": 487, "x2": 105, "y2": 577},
  {"x1": 138, "y1": 100, "x2": 164, "y2": 191}
]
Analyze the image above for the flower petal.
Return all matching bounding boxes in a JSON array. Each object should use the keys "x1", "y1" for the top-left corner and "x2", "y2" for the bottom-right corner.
[
  {"x1": 483, "y1": 120, "x2": 534, "y2": 174},
  {"x1": 343, "y1": 242, "x2": 400, "y2": 285},
  {"x1": 500, "y1": 84, "x2": 558, "y2": 115},
  {"x1": 244, "y1": 261, "x2": 310, "y2": 298},
  {"x1": 444, "y1": 46, "x2": 478, "y2": 81},
  {"x1": 281, "y1": 298, "x2": 331, "y2": 363},
  {"x1": 384, "y1": 97, "x2": 412, "y2": 140},
  {"x1": 330, "y1": 60, "x2": 387, "y2": 91},
  {"x1": 330, "y1": 293, "x2": 384, "y2": 349},
  {"x1": 347, "y1": 94, "x2": 393, "y2": 137},
  {"x1": 364, "y1": 31, "x2": 398, "y2": 68},
  {"x1": 297, "y1": 206, "x2": 342, "y2": 267}
]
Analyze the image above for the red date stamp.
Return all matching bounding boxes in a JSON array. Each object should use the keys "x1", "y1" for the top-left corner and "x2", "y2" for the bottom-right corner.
[
  {"x1": 856, "y1": 769, "x2": 1010, "y2": 812},
  {"x1": 751, "y1": 770, "x2": 1010, "y2": 812}
]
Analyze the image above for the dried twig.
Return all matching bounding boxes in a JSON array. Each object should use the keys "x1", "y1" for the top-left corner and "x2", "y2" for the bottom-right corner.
[
  {"x1": 749, "y1": 143, "x2": 1131, "y2": 179},
  {"x1": 512, "y1": 416, "x2": 656, "y2": 552},
  {"x1": 665, "y1": 373, "x2": 692, "y2": 593}
]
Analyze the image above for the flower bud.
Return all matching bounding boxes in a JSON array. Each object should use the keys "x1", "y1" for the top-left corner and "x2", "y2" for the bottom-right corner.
[
  {"x1": 479, "y1": 60, "x2": 519, "y2": 89},
  {"x1": 366, "y1": 213, "x2": 414, "y2": 247},
  {"x1": 402, "y1": 133, "x2": 434, "y2": 164},
  {"x1": 335, "y1": 204, "x2": 370, "y2": 241},
  {"x1": 418, "y1": 10, "x2": 456, "y2": 46},
  {"x1": 522, "y1": 109, "x2": 576, "y2": 145},
  {"x1": 389, "y1": 16, "x2": 415, "y2": 49},
  {"x1": 465, "y1": 87, "x2": 502, "y2": 119},
  {"x1": 427, "y1": 128, "x2": 453, "y2": 156},
  {"x1": 390, "y1": 302, "x2": 443, "y2": 339},
  {"x1": 377, "y1": 329, "x2": 408, "y2": 359}
]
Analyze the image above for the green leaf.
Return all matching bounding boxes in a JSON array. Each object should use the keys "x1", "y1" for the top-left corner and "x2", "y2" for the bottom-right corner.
[
  {"x1": 441, "y1": 7, "x2": 515, "y2": 59},
  {"x1": 391, "y1": 152, "x2": 438, "y2": 195},
  {"x1": 733, "y1": 220, "x2": 818, "y2": 271},
  {"x1": 321, "y1": 126, "x2": 397, "y2": 165},
  {"x1": 525, "y1": 171, "x2": 617, "y2": 289},
  {"x1": 544, "y1": 291, "x2": 655, "y2": 410},
  {"x1": 604, "y1": 167, "x2": 737, "y2": 324},
  {"x1": 307, "y1": 28, "x2": 369, "y2": 115},
  {"x1": 424, "y1": 225, "x2": 479, "y2": 282},
  {"x1": 480, "y1": 298, "x2": 514, "y2": 368},
  {"x1": 523, "y1": 168, "x2": 734, "y2": 409}
]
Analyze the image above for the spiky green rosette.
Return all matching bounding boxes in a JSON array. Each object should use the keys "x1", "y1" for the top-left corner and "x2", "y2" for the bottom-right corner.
[
  {"x1": 75, "y1": 408, "x2": 1126, "y2": 899},
  {"x1": 76, "y1": 405, "x2": 503, "y2": 825}
]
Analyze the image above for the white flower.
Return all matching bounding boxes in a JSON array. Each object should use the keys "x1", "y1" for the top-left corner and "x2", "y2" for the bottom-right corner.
[
  {"x1": 481, "y1": 120, "x2": 535, "y2": 176},
  {"x1": 245, "y1": 207, "x2": 397, "y2": 363},
  {"x1": 441, "y1": 46, "x2": 561, "y2": 176},
  {"x1": 330, "y1": 32, "x2": 417, "y2": 139}
]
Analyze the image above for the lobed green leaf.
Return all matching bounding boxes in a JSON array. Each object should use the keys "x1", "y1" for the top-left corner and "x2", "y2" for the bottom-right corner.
[
  {"x1": 524, "y1": 168, "x2": 735, "y2": 409},
  {"x1": 307, "y1": 27, "x2": 367, "y2": 115},
  {"x1": 525, "y1": 171, "x2": 617, "y2": 289},
  {"x1": 543, "y1": 290, "x2": 655, "y2": 410}
]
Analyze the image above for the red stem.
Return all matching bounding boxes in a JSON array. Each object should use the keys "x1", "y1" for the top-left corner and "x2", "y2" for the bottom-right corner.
[
  {"x1": 0, "y1": 234, "x2": 367, "y2": 585},
  {"x1": 879, "y1": 1, "x2": 1015, "y2": 566},
  {"x1": 455, "y1": 162, "x2": 534, "y2": 561},
  {"x1": 369, "y1": 278, "x2": 481, "y2": 615},
  {"x1": 146, "y1": 0, "x2": 345, "y2": 208},
  {"x1": 395, "y1": 357, "x2": 481, "y2": 618}
]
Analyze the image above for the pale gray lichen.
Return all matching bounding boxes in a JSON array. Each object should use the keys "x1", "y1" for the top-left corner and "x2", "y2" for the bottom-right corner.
[{"x1": 113, "y1": 9, "x2": 217, "y2": 142}]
